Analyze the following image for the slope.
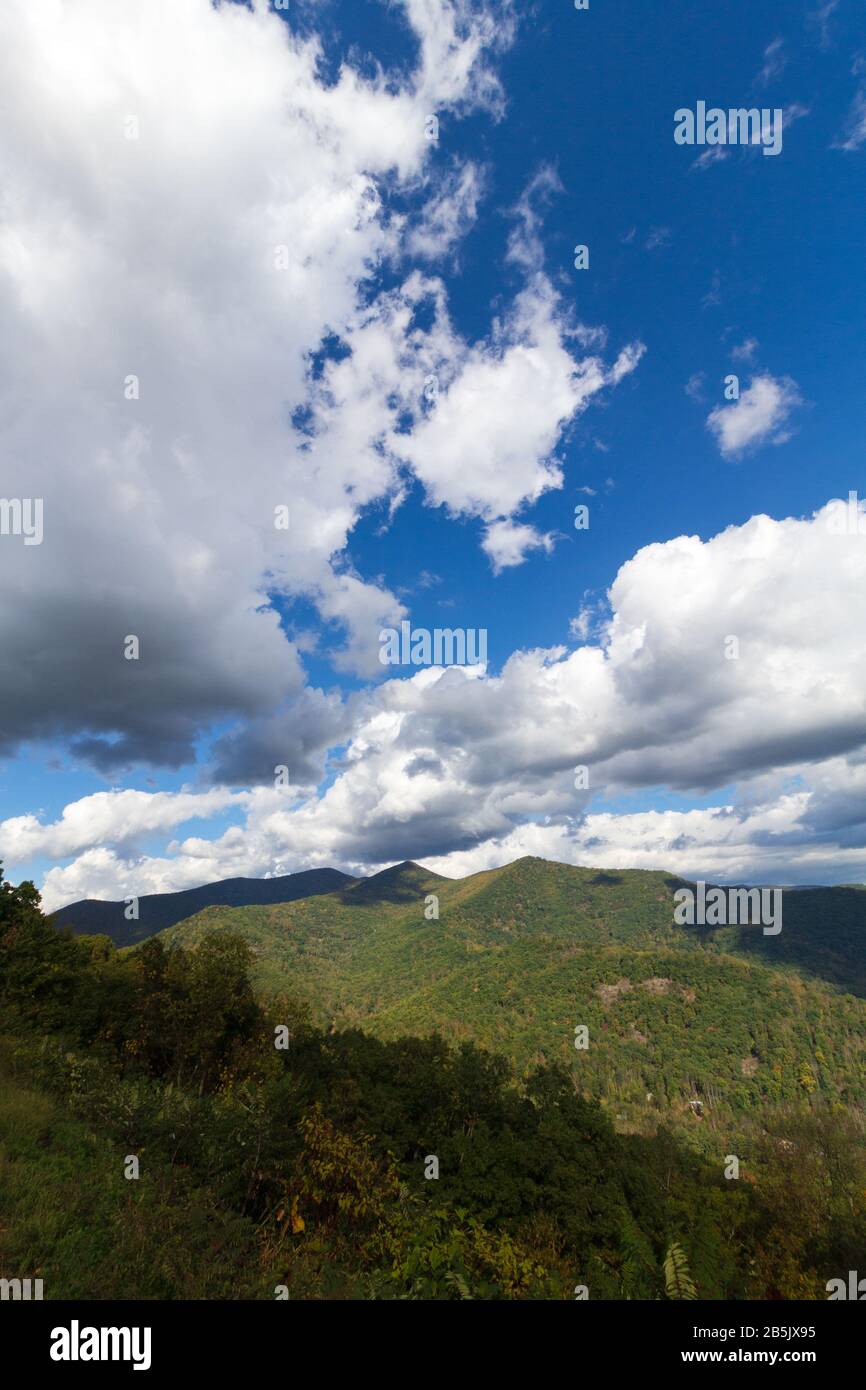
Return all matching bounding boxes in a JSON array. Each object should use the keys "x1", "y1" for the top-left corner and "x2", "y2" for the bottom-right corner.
[
  {"x1": 49, "y1": 866, "x2": 356, "y2": 947},
  {"x1": 156, "y1": 857, "x2": 866, "y2": 1137}
]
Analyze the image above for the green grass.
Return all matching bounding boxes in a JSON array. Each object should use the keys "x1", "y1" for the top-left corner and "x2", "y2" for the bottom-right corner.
[{"x1": 0, "y1": 1036, "x2": 269, "y2": 1299}]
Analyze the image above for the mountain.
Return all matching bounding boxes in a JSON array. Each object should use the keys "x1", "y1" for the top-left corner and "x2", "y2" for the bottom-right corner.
[
  {"x1": 154, "y1": 856, "x2": 866, "y2": 1141},
  {"x1": 14, "y1": 854, "x2": 866, "y2": 1299},
  {"x1": 49, "y1": 866, "x2": 356, "y2": 946}
]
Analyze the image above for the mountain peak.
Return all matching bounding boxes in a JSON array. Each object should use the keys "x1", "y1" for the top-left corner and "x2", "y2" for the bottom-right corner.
[
  {"x1": 368, "y1": 860, "x2": 448, "y2": 882},
  {"x1": 341, "y1": 859, "x2": 449, "y2": 905}
]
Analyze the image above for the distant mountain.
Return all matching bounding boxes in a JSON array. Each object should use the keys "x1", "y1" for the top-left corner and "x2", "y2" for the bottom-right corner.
[
  {"x1": 154, "y1": 856, "x2": 866, "y2": 1138},
  {"x1": 49, "y1": 867, "x2": 356, "y2": 946}
]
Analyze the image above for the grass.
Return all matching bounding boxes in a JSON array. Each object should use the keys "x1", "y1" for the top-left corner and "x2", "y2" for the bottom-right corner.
[{"x1": 0, "y1": 1036, "x2": 270, "y2": 1300}]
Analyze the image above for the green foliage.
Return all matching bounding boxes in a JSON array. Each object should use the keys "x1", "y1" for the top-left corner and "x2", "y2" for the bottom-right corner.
[
  {"x1": 663, "y1": 1242, "x2": 698, "y2": 1300},
  {"x1": 2, "y1": 860, "x2": 866, "y2": 1300},
  {"x1": 618, "y1": 1211, "x2": 662, "y2": 1299},
  {"x1": 0, "y1": 1040, "x2": 270, "y2": 1299},
  {"x1": 384, "y1": 1206, "x2": 554, "y2": 1300},
  {"x1": 153, "y1": 859, "x2": 866, "y2": 1141}
]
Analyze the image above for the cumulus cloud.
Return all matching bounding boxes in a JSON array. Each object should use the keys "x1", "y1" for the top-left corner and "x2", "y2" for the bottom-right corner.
[
  {"x1": 398, "y1": 273, "x2": 644, "y2": 523},
  {"x1": 23, "y1": 501, "x2": 866, "y2": 906},
  {"x1": 420, "y1": 781, "x2": 866, "y2": 887},
  {"x1": 481, "y1": 519, "x2": 556, "y2": 573},
  {"x1": 706, "y1": 374, "x2": 801, "y2": 457},
  {"x1": 0, "y1": 789, "x2": 248, "y2": 864},
  {"x1": 39, "y1": 843, "x2": 262, "y2": 911},
  {"x1": 0, "y1": 0, "x2": 641, "y2": 768},
  {"x1": 0, "y1": 0, "x2": 466, "y2": 762},
  {"x1": 7, "y1": 3, "x2": 858, "y2": 913},
  {"x1": 209, "y1": 687, "x2": 355, "y2": 788}
]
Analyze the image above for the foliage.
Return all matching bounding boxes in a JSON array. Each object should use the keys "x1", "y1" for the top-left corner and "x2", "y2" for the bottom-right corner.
[
  {"x1": 2, "y1": 861, "x2": 866, "y2": 1300},
  {"x1": 663, "y1": 1242, "x2": 697, "y2": 1300},
  {"x1": 153, "y1": 859, "x2": 866, "y2": 1142}
]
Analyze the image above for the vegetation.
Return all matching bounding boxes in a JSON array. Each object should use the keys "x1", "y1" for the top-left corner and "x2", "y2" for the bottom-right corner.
[
  {"x1": 49, "y1": 867, "x2": 354, "y2": 947},
  {"x1": 3, "y1": 861, "x2": 866, "y2": 1300},
  {"x1": 157, "y1": 858, "x2": 866, "y2": 1145}
]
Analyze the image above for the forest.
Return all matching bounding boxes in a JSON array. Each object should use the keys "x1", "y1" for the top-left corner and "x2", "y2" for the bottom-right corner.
[{"x1": 2, "y1": 863, "x2": 866, "y2": 1300}]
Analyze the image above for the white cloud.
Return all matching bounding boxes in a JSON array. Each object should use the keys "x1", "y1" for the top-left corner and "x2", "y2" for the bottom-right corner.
[
  {"x1": 782, "y1": 102, "x2": 811, "y2": 130},
  {"x1": 730, "y1": 337, "x2": 759, "y2": 363},
  {"x1": 505, "y1": 164, "x2": 563, "y2": 272},
  {"x1": 28, "y1": 501, "x2": 866, "y2": 906},
  {"x1": 756, "y1": 38, "x2": 786, "y2": 87},
  {"x1": 569, "y1": 603, "x2": 599, "y2": 641},
  {"x1": 809, "y1": 0, "x2": 840, "y2": 50},
  {"x1": 691, "y1": 104, "x2": 807, "y2": 170},
  {"x1": 7, "y1": 3, "x2": 859, "y2": 912},
  {"x1": 684, "y1": 372, "x2": 706, "y2": 402},
  {"x1": 399, "y1": 273, "x2": 644, "y2": 521},
  {"x1": 706, "y1": 373, "x2": 801, "y2": 457},
  {"x1": 835, "y1": 84, "x2": 866, "y2": 151},
  {"x1": 401, "y1": 0, "x2": 515, "y2": 117},
  {"x1": 419, "y1": 784, "x2": 866, "y2": 886},
  {"x1": 406, "y1": 161, "x2": 485, "y2": 259},
  {"x1": 0, "y1": 0, "x2": 643, "y2": 761},
  {"x1": 0, "y1": 789, "x2": 248, "y2": 863},
  {"x1": 481, "y1": 519, "x2": 555, "y2": 573},
  {"x1": 40, "y1": 843, "x2": 259, "y2": 910},
  {"x1": 691, "y1": 146, "x2": 730, "y2": 171},
  {"x1": 1, "y1": 0, "x2": 494, "y2": 754}
]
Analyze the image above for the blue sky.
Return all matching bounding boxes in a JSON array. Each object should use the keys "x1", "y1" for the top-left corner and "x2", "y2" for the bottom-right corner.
[
  {"x1": 300, "y1": 0, "x2": 865, "y2": 688},
  {"x1": 1, "y1": 0, "x2": 865, "y2": 904}
]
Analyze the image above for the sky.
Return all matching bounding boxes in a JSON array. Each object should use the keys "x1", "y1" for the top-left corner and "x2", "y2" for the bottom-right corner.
[{"x1": 1, "y1": 0, "x2": 865, "y2": 910}]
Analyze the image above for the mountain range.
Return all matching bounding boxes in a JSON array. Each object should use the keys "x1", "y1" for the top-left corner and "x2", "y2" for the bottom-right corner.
[
  {"x1": 50, "y1": 867, "x2": 355, "y2": 945},
  {"x1": 19, "y1": 853, "x2": 866, "y2": 1299},
  {"x1": 56, "y1": 854, "x2": 866, "y2": 1144}
]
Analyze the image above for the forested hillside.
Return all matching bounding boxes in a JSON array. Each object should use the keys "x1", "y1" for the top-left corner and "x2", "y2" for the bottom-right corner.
[
  {"x1": 158, "y1": 858, "x2": 866, "y2": 1144},
  {"x1": 4, "y1": 861, "x2": 866, "y2": 1300},
  {"x1": 50, "y1": 867, "x2": 355, "y2": 946}
]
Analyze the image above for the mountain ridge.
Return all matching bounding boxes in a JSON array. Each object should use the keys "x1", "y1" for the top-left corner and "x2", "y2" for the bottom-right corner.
[
  {"x1": 49, "y1": 866, "x2": 357, "y2": 946},
  {"x1": 145, "y1": 856, "x2": 866, "y2": 1140}
]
